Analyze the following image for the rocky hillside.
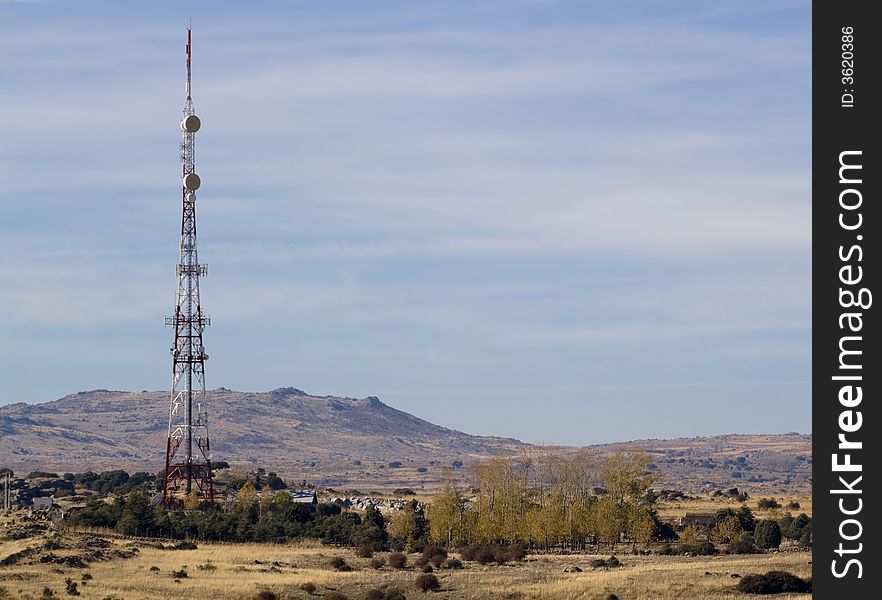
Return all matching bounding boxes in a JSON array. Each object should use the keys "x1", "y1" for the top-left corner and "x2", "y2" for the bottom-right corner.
[
  {"x1": 0, "y1": 387, "x2": 522, "y2": 477},
  {"x1": 0, "y1": 388, "x2": 810, "y2": 493}
]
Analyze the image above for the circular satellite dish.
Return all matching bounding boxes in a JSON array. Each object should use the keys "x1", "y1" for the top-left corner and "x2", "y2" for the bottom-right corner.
[
  {"x1": 185, "y1": 192, "x2": 197, "y2": 203},
  {"x1": 183, "y1": 173, "x2": 201, "y2": 191},
  {"x1": 181, "y1": 115, "x2": 201, "y2": 133}
]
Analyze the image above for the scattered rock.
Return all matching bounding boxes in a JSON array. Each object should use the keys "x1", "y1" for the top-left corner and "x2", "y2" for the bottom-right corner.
[{"x1": 563, "y1": 565, "x2": 583, "y2": 573}]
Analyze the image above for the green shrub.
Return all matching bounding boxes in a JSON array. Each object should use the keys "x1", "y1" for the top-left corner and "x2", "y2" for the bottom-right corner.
[
  {"x1": 64, "y1": 579, "x2": 80, "y2": 596},
  {"x1": 682, "y1": 541, "x2": 716, "y2": 556},
  {"x1": 729, "y1": 533, "x2": 759, "y2": 554},
  {"x1": 754, "y1": 520, "x2": 782, "y2": 549},
  {"x1": 736, "y1": 571, "x2": 811, "y2": 594}
]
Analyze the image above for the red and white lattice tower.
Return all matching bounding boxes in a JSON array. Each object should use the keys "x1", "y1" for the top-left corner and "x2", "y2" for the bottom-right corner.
[{"x1": 163, "y1": 27, "x2": 214, "y2": 506}]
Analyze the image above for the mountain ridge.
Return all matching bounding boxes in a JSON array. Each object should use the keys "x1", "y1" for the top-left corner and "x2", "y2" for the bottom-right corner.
[{"x1": 0, "y1": 388, "x2": 811, "y2": 493}]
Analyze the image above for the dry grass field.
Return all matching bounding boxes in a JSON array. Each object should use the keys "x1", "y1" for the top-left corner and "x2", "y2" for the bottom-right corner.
[
  {"x1": 653, "y1": 496, "x2": 812, "y2": 521},
  {"x1": 0, "y1": 528, "x2": 812, "y2": 600}
]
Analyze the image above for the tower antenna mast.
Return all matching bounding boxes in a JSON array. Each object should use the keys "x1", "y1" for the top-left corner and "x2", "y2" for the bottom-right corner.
[{"x1": 163, "y1": 27, "x2": 214, "y2": 507}]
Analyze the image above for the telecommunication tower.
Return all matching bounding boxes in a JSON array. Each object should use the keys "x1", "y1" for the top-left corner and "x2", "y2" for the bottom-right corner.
[{"x1": 163, "y1": 27, "x2": 214, "y2": 506}]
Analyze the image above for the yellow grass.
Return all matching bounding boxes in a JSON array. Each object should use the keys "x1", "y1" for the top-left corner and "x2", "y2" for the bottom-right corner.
[{"x1": 0, "y1": 530, "x2": 812, "y2": 600}]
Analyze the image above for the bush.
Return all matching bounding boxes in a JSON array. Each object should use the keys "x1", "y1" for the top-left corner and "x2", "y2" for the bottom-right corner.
[
  {"x1": 357, "y1": 545, "x2": 374, "y2": 558},
  {"x1": 197, "y1": 562, "x2": 216, "y2": 571},
  {"x1": 388, "y1": 552, "x2": 407, "y2": 569},
  {"x1": 786, "y1": 501, "x2": 801, "y2": 510},
  {"x1": 421, "y1": 545, "x2": 447, "y2": 561},
  {"x1": 324, "y1": 593, "x2": 349, "y2": 600},
  {"x1": 508, "y1": 544, "x2": 527, "y2": 561},
  {"x1": 682, "y1": 541, "x2": 716, "y2": 556},
  {"x1": 606, "y1": 556, "x2": 621, "y2": 568},
  {"x1": 171, "y1": 569, "x2": 188, "y2": 578},
  {"x1": 493, "y1": 549, "x2": 511, "y2": 565},
  {"x1": 256, "y1": 592, "x2": 277, "y2": 600},
  {"x1": 590, "y1": 559, "x2": 607, "y2": 569},
  {"x1": 149, "y1": 566, "x2": 160, "y2": 572},
  {"x1": 415, "y1": 574, "x2": 440, "y2": 592},
  {"x1": 383, "y1": 588, "x2": 407, "y2": 600},
  {"x1": 736, "y1": 571, "x2": 811, "y2": 594},
  {"x1": 64, "y1": 579, "x2": 80, "y2": 596},
  {"x1": 457, "y1": 545, "x2": 475, "y2": 561},
  {"x1": 754, "y1": 520, "x2": 782, "y2": 549},
  {"x1": 300, "y1": 582, "x2": 317, "y2": 594},
  {"x1": 370, "y1": 556, "x2": 386, "y2": 569},
  {"x1": 475, "y1": 547, "x2": 496, "y2": 565},
  {"x1": 757, "y1": 498, "x2": 781, "y2": 510},
  {"x1": 729, "y1": 533, "x2": 760, "y2": 554},
  {"x1": 421, "y1": 564, "x2": 434, "y2": 573},
  {"x1": 331, "y1": 557, "x2": 353, "y2": 572},
  {"x1": 443, "y1": 558, "x2": 463, "y2": 569},
  {"x1": 365, "y1": 590, "x2": 384, "y2": 600}
]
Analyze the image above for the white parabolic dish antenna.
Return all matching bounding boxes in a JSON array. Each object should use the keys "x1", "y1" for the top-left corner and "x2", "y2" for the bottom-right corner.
[
  {"x1": 183, "y1": 173, "x2": 201, "y2": 190},
  {"x1": 181, "y1": 114, "x2": 201, "y2": 133}
]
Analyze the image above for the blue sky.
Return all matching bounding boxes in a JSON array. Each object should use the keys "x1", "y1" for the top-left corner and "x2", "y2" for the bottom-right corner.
[{"x1": 0, "y1": 1, "x2": 810, "y2": 445}]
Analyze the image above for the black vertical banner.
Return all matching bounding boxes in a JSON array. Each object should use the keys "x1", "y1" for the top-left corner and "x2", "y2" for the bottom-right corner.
[{"x1": 813, "y1": 1, "x2": 880, "y2": 597}]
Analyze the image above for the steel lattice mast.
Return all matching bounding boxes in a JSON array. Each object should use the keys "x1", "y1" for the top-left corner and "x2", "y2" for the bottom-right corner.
[{"x1": 163, "y1": 27, "x2": 214, "y2": 506}]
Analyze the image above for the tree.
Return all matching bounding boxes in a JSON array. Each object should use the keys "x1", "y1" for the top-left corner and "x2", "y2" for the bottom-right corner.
[
  {"x1": 428, "y1": 478, "x2": 469, "y2": 546},
  {"x1": 601, "y1": 452, "x2": 656, "y2": 504},
  {"x1": 353, "y1": 505, "x2": 388, "y2": 550},
  {"x1": 115, "y1": 490, "x2": 155, "y2": 536},
  {"x1": 678, "y1": 525, "x2": 702, "y2": 547},
  {"x1": 473, "y1": 456, "x2": 529, "y2": 544},
  {"x1": 593, "y1": 495, "x2": 626, "y2": 549},
  {"x1": 628, "y1": 507, "x2": 658, "y2": 548},
  {"x1": 754, "y1": 519, "x2": 782, "y2": 549},
  {"x1": 183, "y1": 490, "x2": 201, "y2": 511},
  {"x1": 736, "y1": 505, "x2": 756, "y2": 532},
  {"x1": 711, "y1": 515, "x2": 743, "y2": 545}
]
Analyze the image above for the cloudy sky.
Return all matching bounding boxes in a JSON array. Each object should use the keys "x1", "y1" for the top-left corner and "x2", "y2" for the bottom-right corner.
[{"x1": 0, "y1": 0, "x2": 810, "y2": 445}]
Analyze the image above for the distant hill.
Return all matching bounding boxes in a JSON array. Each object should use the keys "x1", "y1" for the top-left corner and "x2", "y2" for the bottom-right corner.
[{"x1": 0, "y1": 388, "x2": 810, "y2": 494}]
